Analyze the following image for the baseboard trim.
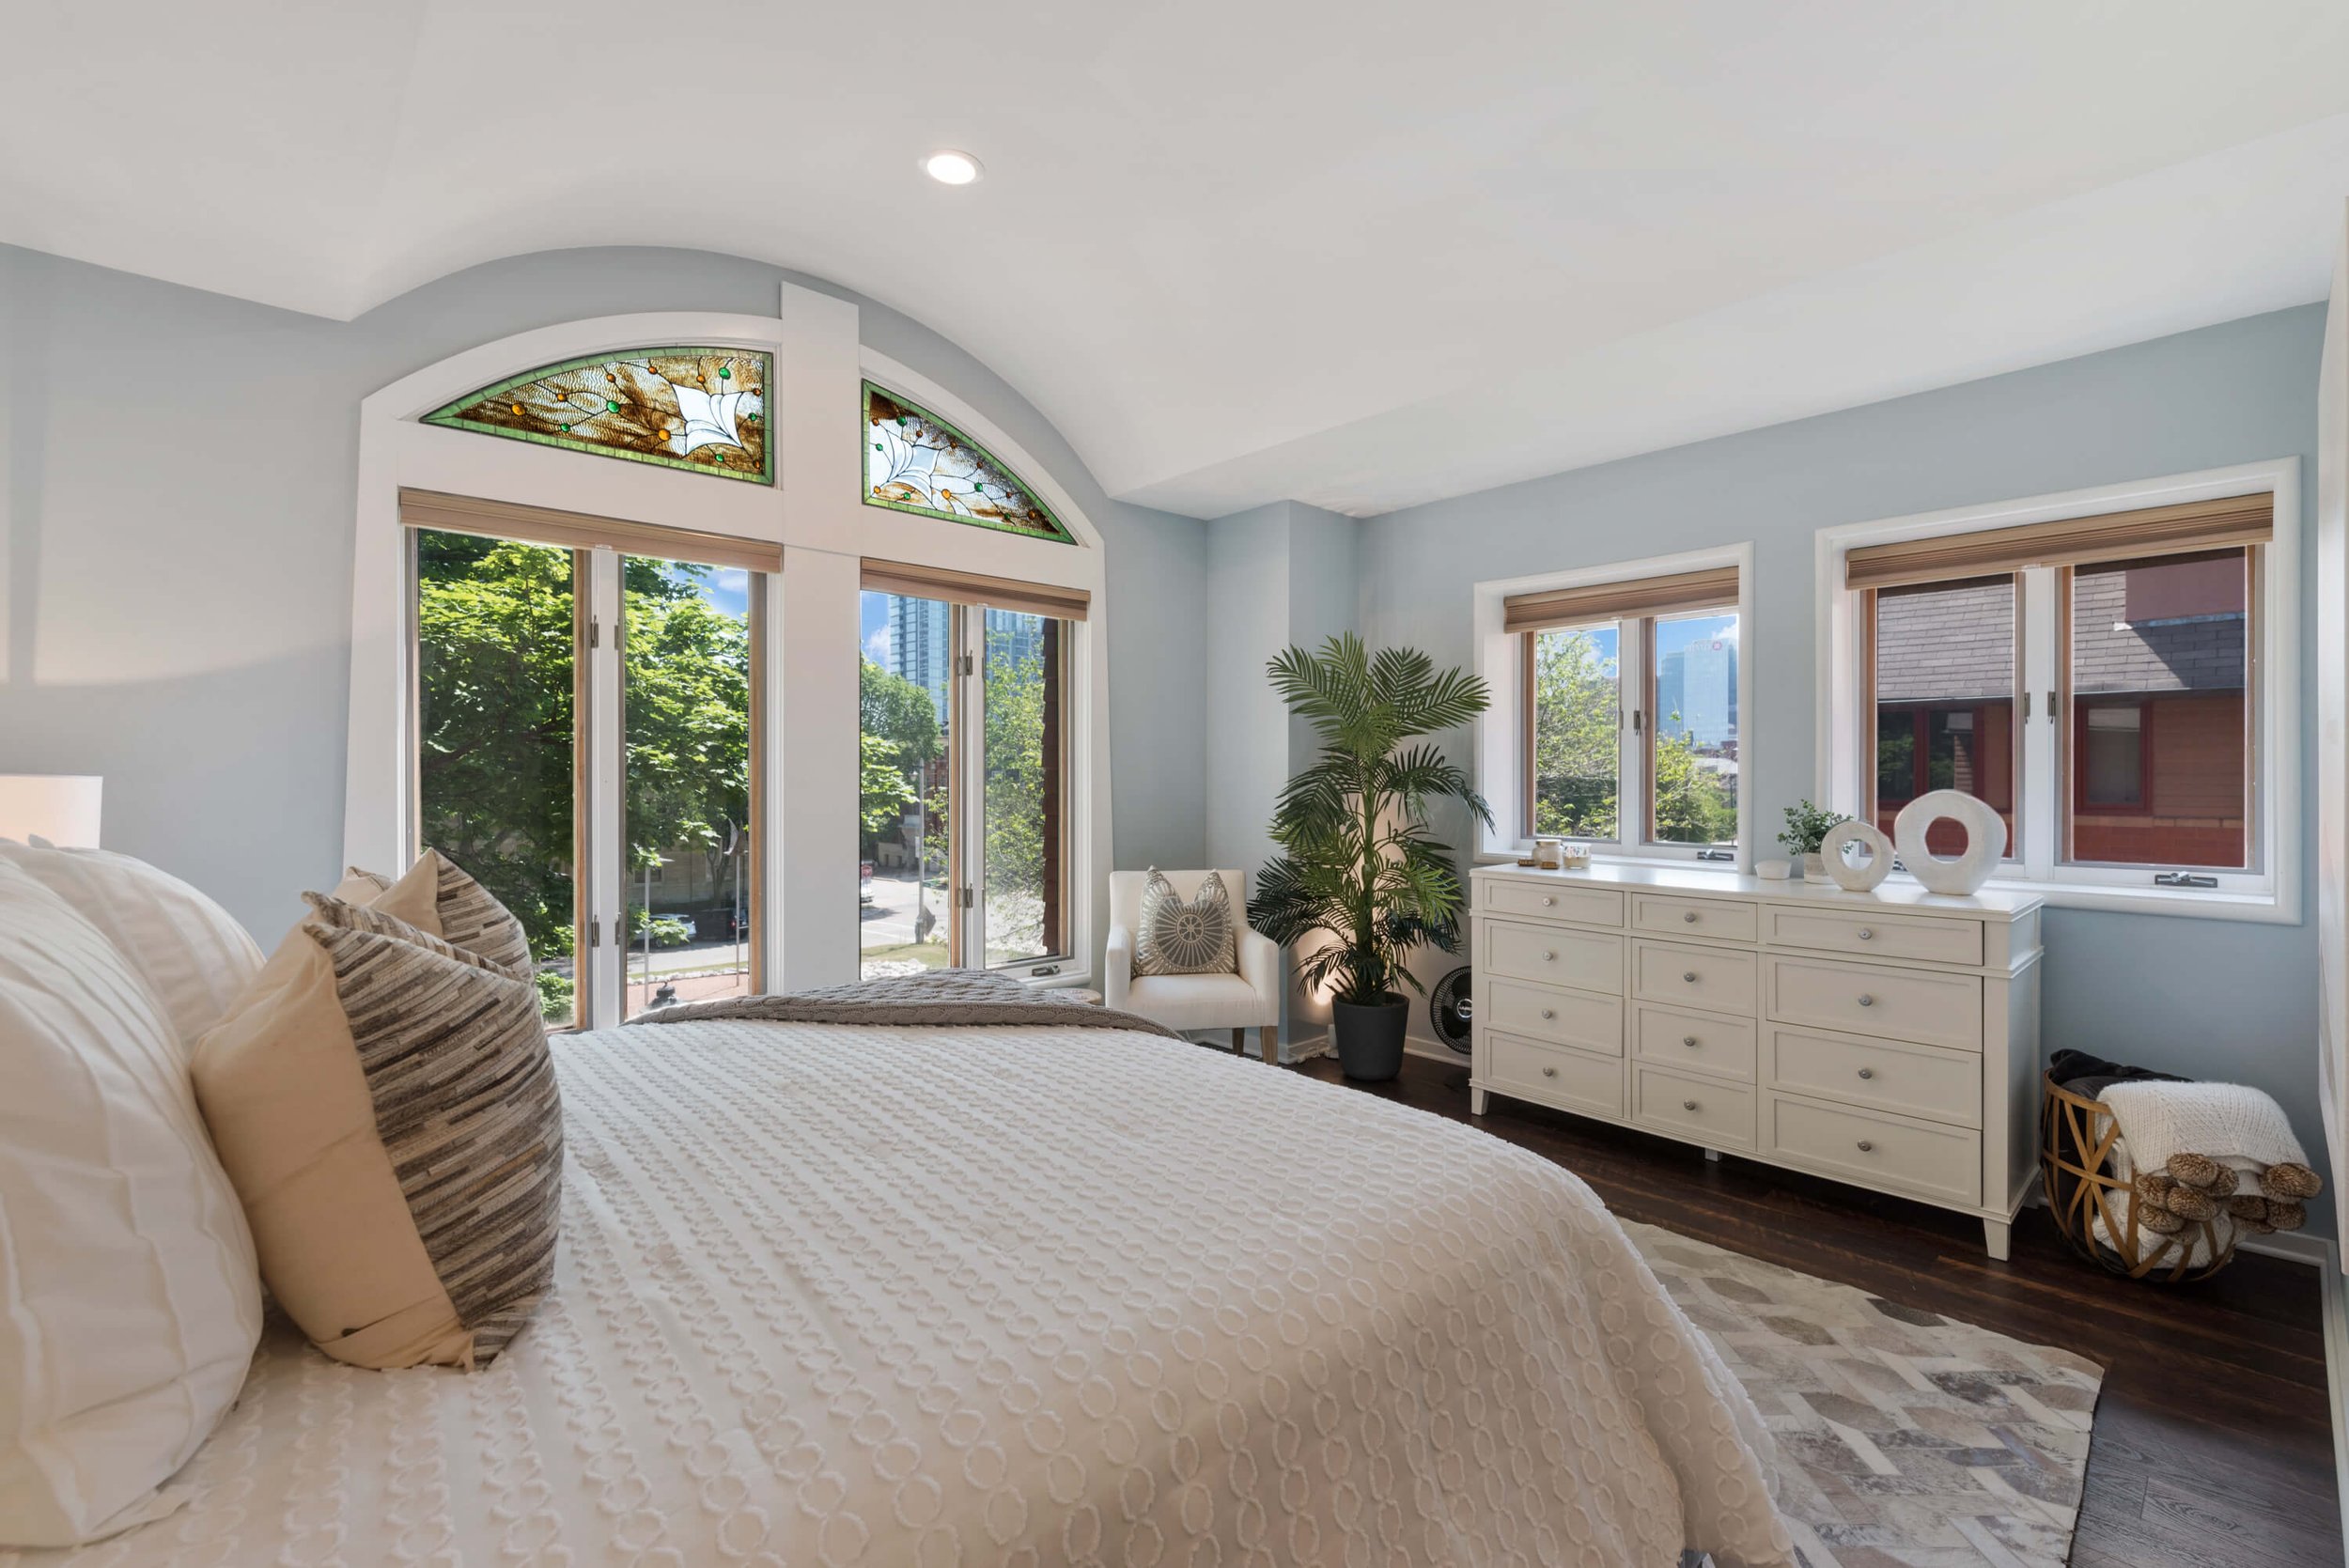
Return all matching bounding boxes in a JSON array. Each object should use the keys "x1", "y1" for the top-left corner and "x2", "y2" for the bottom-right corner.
[{"x1": 2237, "y1": 1229, "x2": 2333, "y2": 1266}]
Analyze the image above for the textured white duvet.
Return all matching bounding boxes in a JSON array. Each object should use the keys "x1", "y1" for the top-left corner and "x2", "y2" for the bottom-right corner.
[{"x1": 8, "y1": 1020, "x2": 1793, "y2": 1567}]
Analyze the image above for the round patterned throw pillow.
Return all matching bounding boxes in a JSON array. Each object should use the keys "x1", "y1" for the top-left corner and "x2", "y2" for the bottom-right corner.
[{"x1": 1133, "y1": 869, "x2": 1237, "y2": 976}]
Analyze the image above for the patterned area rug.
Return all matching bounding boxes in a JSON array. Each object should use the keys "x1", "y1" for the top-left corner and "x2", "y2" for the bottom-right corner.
[{"x1": 1626, "y1": 1221, "x2": 2104, "y2": 1568}]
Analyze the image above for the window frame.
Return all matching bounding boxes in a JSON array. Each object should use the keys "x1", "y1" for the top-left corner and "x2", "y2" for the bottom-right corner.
[
  {"x1": 1817, "y1": 459, "x2": 2297, "y2": 922},
  {"x1": 1475, "y1": 544, "x2": 1754, "y2": 870}
]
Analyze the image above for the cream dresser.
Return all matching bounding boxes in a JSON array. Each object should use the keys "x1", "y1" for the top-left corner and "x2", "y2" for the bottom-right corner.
[{"x1": 1470, "y1": 863, "x2": 2043, "y2": 1258}]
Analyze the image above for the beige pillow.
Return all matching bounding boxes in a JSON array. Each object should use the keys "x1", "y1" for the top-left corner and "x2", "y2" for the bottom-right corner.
[
  {"x1": 192, "y1": 894, "x2": 561, "y2": 1370},
  {"x1": 341, "y1": 849, "x2": 534, "y2": 974}
]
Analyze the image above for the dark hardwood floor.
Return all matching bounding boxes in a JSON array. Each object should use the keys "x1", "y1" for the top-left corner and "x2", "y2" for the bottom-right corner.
[{"x1": 1291, "y1": 1050, "x2": 2342, "y2": 1568}]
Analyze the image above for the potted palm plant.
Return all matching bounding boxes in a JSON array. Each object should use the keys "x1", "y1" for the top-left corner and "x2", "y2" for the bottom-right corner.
[{"x1": 1251, "y1": 636, "x2": 1492, "y2": 1080}]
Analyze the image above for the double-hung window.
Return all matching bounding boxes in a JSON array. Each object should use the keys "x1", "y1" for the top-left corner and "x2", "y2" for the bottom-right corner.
[
  {"x1": 1501, "y1": 563, "x2": 1745, "y2": 861},
  {"x1": 858, "y1": 561, "x2": 1081, "y2": 980},
  {"x1": 1832, "y1": 470, "x2": 2290, "y2": 915}
]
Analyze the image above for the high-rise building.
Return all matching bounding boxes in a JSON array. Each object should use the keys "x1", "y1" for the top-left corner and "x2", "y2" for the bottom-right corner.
[
  {"x1": 1657, "y1": 638, "x2": 1737, "y2": 748},
  {"x1": 887, "y1": 596, "x2": 953, "y2": 723}
]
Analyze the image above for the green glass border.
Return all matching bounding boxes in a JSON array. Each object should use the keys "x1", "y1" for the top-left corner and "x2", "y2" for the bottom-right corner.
[
  {"x1": 421, "y1": 349, "x2": 774, "y2": 485},
  {"x1": 861, "y1": 380, "x2": 1075, "y2": 544}
]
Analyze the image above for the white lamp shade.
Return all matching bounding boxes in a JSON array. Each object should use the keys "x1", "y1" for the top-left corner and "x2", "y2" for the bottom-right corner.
[{"x1": 0, "y1": 775, "x2": 103, "y2": 847}]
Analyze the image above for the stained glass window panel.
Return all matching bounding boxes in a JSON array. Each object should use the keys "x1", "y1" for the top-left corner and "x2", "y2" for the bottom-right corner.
[
  {"x1": 863, "y1": 382, "x2": 1074, "y2": 543},
  {"x1": 423, "y1": 349, "x2": 771, "y2": 483}
]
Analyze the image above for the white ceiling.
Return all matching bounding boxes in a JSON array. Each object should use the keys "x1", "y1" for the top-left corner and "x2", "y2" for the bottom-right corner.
[{"x1": 7, "y1": 2, "x2": 2346, "y2": 519}]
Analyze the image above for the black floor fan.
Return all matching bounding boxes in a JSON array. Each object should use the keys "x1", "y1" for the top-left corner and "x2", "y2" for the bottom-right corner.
[{"x1": 1428, "y1": 966, "x2": 1473, "y2": 1094}]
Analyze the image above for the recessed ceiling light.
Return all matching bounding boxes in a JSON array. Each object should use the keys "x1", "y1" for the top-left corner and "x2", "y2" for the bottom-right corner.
[{"x1": 921, "y1": 149, "x2": 983, "y2": 186}]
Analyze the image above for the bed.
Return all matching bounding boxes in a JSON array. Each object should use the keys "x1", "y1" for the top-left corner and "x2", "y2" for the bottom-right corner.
[{"x1": 9, "y1": 1016, "x2": 1792, "y2": 1567}]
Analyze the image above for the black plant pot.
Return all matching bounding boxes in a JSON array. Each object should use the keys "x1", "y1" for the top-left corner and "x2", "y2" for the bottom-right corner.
[{"x1": 1331, "y1": 994, "x2": 1408, "y2": 1081}]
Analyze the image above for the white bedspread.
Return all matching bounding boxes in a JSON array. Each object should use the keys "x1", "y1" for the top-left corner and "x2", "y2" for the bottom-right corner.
[{"x1": 8, "y1": 1020, "x2": 1792, "y2": 1567}]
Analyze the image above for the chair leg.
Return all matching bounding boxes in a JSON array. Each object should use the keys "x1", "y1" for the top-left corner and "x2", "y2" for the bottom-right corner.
[{"x1": 1231, "y1": 1028, "x2": 1245, "y2": 1054}]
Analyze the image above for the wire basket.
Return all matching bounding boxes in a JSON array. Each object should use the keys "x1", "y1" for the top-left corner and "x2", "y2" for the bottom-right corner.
[{"x1": 2039, "y1": 1071, "x2": 2240, "y2": 1282}]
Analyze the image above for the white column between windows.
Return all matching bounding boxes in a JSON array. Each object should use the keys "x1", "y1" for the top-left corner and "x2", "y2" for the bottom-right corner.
[
  {"x1": 582, "y1": 547, "x2": 625, "y2": 1031},
  {"x1": 2017, "y1": 566, "x2": 2061, "y2": 878}
]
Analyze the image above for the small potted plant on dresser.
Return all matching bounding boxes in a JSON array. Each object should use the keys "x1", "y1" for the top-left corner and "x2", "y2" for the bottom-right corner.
[
  {"x1": 1251, "y1": 636, "x2": 1491, "y2": 1080},
  {"x1": 1778, "y1": 800, "x2": 1842, "y2": 880}
]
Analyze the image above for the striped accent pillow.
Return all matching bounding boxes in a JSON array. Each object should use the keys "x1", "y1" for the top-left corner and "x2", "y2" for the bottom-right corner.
[
  {"x1": 342, "y1": 849, "x2": 534, "y2": 975},
  {"x1": 193, "y1": 896, "x2": 561, "y2": 1369}
]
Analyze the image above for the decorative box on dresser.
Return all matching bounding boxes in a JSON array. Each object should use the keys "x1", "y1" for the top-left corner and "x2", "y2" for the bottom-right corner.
[{"x1": 1470, "y1": 863, "x2": 2043, "y2": 1258}]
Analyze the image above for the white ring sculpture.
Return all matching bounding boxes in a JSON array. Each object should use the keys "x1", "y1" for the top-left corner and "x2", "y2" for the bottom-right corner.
[
  {"x1": 1891, "y1": 789, "x2": 2006, "y2": 895},
  {"x1": 1820, "y1": 818, "x2": 1895, "y2": 892}
]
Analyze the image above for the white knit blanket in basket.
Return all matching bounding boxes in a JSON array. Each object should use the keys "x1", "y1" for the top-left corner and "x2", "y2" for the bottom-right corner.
[{"x1": 2098, "y1": 1079, "x2": 2309, "y2": 1179}]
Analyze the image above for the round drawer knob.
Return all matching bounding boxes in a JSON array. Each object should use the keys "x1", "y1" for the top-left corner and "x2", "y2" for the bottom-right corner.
[
  {"x1": 1857, "y1": 1067, "x2": 1875, "y2": 1079},
  {"x1": 1682, "y1": 910, "x2": 1698, "y2": 924},
  {"x1": 1857, "y1": 1140, "x2": 1875, "y2": 1153},
  {"x1": 1539, "y1": 1007, "x2": 1555, "y2": 1019},
  {"x1": 1542, "y1": 950, "x2": 1556, "y2": 961},
  {"x1": 1857, "y1": 928, "x2": 1874, "y2": 940},
  {"x1": 1682, "y1": 1099, "x2": 1699, "y2": 1111},
  {"x1": 1683, "y1": 970, "x2": 1699, "y2": 984},
  {"x1": 1541, "y1": 1065, "x2": 1558, "y2": 1079},
  {"x1": 1857, "y1": 993, "x2": 1875, "y2": 1007},
  {"x1": 1682, "y1": 1034, "x2": 1699, "y2": 1048},
  {"x1": 1541, "y1": 896, "x2": 1556, "y2": 907}
]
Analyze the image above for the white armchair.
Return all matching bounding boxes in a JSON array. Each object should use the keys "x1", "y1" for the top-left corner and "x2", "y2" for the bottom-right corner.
[{"x1": 1105, "y1": 869, "x2": 1282, "y2": 1058}]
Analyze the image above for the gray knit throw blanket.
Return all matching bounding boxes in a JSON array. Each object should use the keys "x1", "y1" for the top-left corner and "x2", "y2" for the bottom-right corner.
[{"x1": 622, "y1": 968, "x2": 1181, "y2": 1040}]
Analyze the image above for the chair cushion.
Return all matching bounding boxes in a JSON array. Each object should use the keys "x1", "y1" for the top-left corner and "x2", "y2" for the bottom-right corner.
[
  {"x1": 0, "y1": 862, "x2": 263, "y2": 1546},
  {"x1": 1126, "y1": 972, "x2": 1279, "y2": 1032},
  {"x1": 0, "y1": 838, "x2": 265, "y2": 1059},
  {"x1": 1133, "y1": 868, "x2": 1237, "y2": 976},
  {"x1": 192, "y1": 893, "x2": 560, "y2": 1370}
]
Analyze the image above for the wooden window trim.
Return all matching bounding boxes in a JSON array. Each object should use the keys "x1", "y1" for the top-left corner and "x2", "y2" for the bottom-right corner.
[
  {"x1": 861, "y1": 559, "x2": 1089, "y2": 621},
  {"x1": 1503, "y1": 567, "x2": 1737, "y2": 634},
  {"x1": 1845, "y1": 491, "x2": 2274, "y2": 590},
  {"x1": 398, "y1": 488, "x2": 781, "y2": 573}
]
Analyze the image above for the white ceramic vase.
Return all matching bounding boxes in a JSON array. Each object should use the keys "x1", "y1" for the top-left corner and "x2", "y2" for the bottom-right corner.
[
  {"x1": 1891, "y1": 789, "x2": 2006, "y2": 895},
  {"x1": 1819, "y1": 819, "x2": 1894, "y2": 891},
  {"x1": 1800, "y1": 852, "x2": 1826, "y2": 879}
]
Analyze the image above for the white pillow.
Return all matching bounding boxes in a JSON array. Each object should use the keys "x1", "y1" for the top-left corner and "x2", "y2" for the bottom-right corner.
[
  {"x1": 0, "y1": 840, "x2": 263, "y2": 1058},
  {"x1": 0, "y1": 861, "x2": 264, "y2": 1546}
]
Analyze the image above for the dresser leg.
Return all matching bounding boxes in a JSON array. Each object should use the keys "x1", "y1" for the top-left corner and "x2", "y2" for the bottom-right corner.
[
  {"x1": 1470, "y1": 1086, "x2": 1488, "y2": 1115},
  {"x1": 1703, "y1": 1148, "x2": 1721, "y2": 1162},
  {"x1": 1982, "y1": 1218, "x2": 2011, "y2": 1261}
]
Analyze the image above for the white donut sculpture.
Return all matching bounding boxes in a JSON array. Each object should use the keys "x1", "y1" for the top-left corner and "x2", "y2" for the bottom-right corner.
[
  {"x1": 1820, "y1": 818, "x2": 1895, "y2": 892},
  {"x1": 1891, "y1": 789, "x2": 2006, "y2": 895}
]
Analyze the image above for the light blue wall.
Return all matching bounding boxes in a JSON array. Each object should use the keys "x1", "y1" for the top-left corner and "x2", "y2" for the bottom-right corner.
[
  {"x1": 1354, "y1": 303, "x2": 2330, "y2": 1228},
  {"x1": 0, "y1": 243, "x2": 1209, "y2": 939}
]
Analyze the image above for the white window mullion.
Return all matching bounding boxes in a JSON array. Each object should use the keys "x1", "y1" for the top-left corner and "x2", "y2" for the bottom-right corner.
[
  {"x1": 957, "y1": 605, "x2": 988, "y2": 967},
  {"x1": 1620, "y1": 616, "x2": 1647, "y2": 849},
  {"x1": 582, "y1": 547, "x2": 626, "y2": 1030},
  {"x1": 2017, "y1": 567, "x2": 2060, "y2": 878}
]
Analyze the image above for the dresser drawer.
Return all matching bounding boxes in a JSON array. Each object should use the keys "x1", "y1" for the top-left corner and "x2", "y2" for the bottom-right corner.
[
  {"x1": 1634, "y1": 1066, "x2": 1754, "y2": 1149},
  {"x1": 1485, "y1": 1032, "x2": 1624, "y2": 1118},
  {"x1": 1481, "y1": 879, "x2": 1624, "y2": 927},
  {"x1": 1631, "y1": 893, "x2": 1759, "y2": 944},
  {"x1": 1484, "y1": 920, "x2": 1623, "y2": 992},
  {"x1": 1632, "y1": 1004, "x2": 1756, "y2": 1081},
  {"x1": 1764, "y1": 906, "x2": 1983, "y2": 967},
  {"x1": 1766, "y1": 955, "x2": 1982, "y2": 1050},
  {"x1": 1764, "y1": 1026, "x2": 1981, "y2": 1127},
  {"x1": 1484, "y1": 979, "x2": 1622, "y2": 1055},
  {"x1": 1631, "y1": 939, "x2": 1758, "y2": 1016},
  {"x1": 1766, "y1": 1093, "x2": 1982, "y2": 1207}
]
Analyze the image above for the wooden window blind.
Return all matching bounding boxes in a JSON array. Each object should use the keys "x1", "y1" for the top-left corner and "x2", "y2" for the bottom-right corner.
[
  {"x1": 860, "y1": 559, "x2": 1090, "y2": 622},
  {"x1": 1501, "y1": 567, "x2": 1739, "y2": 633},
  {"x1": 1843, "y1": 491, "x2": 2273, "y2": 591},
  {"x1": 397, "y1": 488, "x2": 782, "y2": 573}
]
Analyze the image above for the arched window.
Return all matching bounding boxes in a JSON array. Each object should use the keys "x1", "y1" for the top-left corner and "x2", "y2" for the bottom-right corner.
[
  {"x1": 863, "y1": 381, "x2": 1073, "y2": 542},
  {"x1": 424, "y1": 349, "x2": 772, "y2": 484}
]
